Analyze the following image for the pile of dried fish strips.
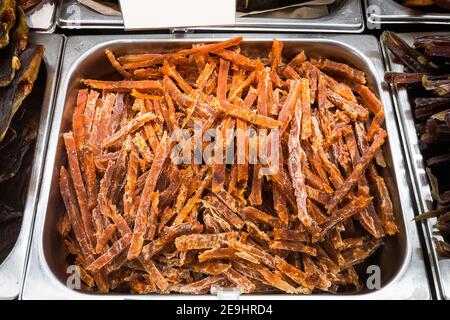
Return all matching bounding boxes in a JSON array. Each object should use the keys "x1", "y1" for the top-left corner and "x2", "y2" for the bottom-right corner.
[{"x1": 59, "y1": 36, "x2": 398, "y2": 294}]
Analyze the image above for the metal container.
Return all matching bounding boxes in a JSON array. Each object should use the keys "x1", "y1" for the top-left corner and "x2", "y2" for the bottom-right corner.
[
  {"x1": 26, "y1": 0, "x2": 57, "y2": 32},
  {"x1": 381, "y1": 32, "x2": 450, "y2": 301},
  {"x1": 57, "y1": 0, "x2": 364, "y2": 33},
  {"x1": 22, "y1": 33, "x2": 430, "y2": 300},
  {"x1": 366, "y1": 0, "x2": 450, "y2": 26},
  {"x1": 0, "y1": 33, "x2": 64, "y2": 300}
]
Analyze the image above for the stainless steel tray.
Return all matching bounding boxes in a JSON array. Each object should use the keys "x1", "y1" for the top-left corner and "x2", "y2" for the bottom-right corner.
[
  {"x1": 366, "y1": 0, "x2": 450, "y2": 26},
  {"x1": 26, "y1": 0, "x2": 57, "y2": 32},
  {"x1": 0, "y1": 33, "x2": 64, "y2": 300},
  {"x1": 57, "y1": 0, "x2": 364, "y2": 33},
  {"x1": 381, "y1": 32, "x2": 450, "y2": 301},
  {"x1": 22, "y1": 33, "x2": 430, "y2": 300}
]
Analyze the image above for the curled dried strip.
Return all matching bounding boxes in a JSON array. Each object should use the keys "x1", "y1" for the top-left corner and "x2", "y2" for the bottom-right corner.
[{"x1": 105, "y1": 49, "x2": 134, "y2": 80}]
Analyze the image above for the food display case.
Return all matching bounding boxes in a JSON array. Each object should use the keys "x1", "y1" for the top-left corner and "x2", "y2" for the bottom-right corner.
[
  {"x1": 382, "y1": 32, "x2": 450, "y2": 301},
  {"x1": 57, "y1": 0, "x2": 364, "y2": 33},
  {"x1": 21, "y1": 33, "x2": 430, "y2": 300},
  {"x1": 0, "y1": 33, "x2": 64, "y2": 300}
]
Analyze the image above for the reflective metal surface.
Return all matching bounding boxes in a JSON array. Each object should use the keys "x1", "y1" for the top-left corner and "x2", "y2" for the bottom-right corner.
[
  {"x1": 366, "y1": 0, "x2": 450, "y2": 25},
  {"x1": 0, "y1": 33, "x2": 64, "y2": 300},
  {"x1": 23, "y1": 33, "x2": 429, "y2": 300},
  {"x1": 382, "y1": 32, "x2": 450, "y2": 300},
  {"x1": 26, "y1": 0, "x2": 57, "y2": 32},
  {"x1": 57, "y1": 0, "x2": 363, "y2": 33}
]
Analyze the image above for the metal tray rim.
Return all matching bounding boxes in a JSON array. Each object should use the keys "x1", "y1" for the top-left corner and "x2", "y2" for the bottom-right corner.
[{"x1": 56, "y1": 0, "x2": 363, "y2": 33}]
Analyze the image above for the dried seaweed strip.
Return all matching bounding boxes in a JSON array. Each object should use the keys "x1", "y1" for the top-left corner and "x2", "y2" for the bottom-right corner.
[
  {"x1": 326, "y1": 129, "x2": 387, "y2": 211},
  {"x1": 63, "y1": 133, "x2": 97, "y2": 250},
  {"x1": 102, "y1": 112, "x2": 156, "y2": 148}
]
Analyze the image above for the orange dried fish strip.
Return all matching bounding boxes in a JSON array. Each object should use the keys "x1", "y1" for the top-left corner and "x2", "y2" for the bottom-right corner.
[
  {"x1": 59, "y1": 167, "x2": 94, "y2": 259},
  {"x1": 217, "y1": 99, "x2": 281, "y2": 129},
  {"x1": 326, "y1": 129, "x2": 387, "y2": 211},
  {"x1": 270, "y1": 241, "x2": 317, "y2": 256},
  {"x1": 175, "y1": 232, "x2": 238, "y2": 251},
  {"x1": 102, "y1": 112, "x2": 156, "y2": 148},
  {"x1": 82, "y1": 79, "x2": 162, "y2": 91},
  {"x1": 198, "y1": 248, "x2": 236, "y2": 262},
  {"x1": 63, "y1": 133, "x2": 97, "y2": 250},
  {"x1": 138, "y1": 258, "x2": 170, "y2": 292},
  {"x1": 175, "y1": 275, "x2": 228, "y2": 294},
  {"x1": 240, "y1": 206, "x2": 280, "y2": 228},
  {"x1": 141, "y1": 221, "x2": 203, "y2": 260},
  {"x1": 88, "y1": 233, "x2": 132, "y2": 271},
  {"x1": 278, "y1": 80, "x2": 302, "y2": 135},
  {"x1": 128, "y1": 133, "x2": 171, "y2": 260},
  {"x1": 133, "y1": 132, "x2": 153, "y2": 163},
  {"x1": 318, "y1": 196, "x2": 372, "y2": 241},
  {"x1": 105, "y1": 49, "x2": 134, "y2": 80},
  {"x1": 288, "y1": 100, "x2": 320, "y2": 235},
  {"x1": 316, "y1": 59, "x2": 366, "y2": 84},
  {"x1": 225, "y1": 268, "x2": 257, "y2": 293},
  {"x1": 274, "y1": 256, "x2": 313, "y2": 292},
  {"x1": 190, "y1": 262, "x2": 231, "y2": 275},
  {"x1": 327, "y1": 89, "x2": 369, "y2": 121},
  {"x1": 214, "y1": 49, "x2": 262, "y2": 70}
]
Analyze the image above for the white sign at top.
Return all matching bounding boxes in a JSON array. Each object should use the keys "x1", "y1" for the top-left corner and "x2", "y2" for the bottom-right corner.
[{"x1": 119, "y1": 0, "x2": 236, "y2": 30}]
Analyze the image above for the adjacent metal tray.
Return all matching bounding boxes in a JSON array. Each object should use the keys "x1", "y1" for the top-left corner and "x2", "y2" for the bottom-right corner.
[
  {"x1": 382, "y1": 32, "x2": 450, "y2": 301},
  {"x1": 57, "y1": 0, "x2": 364, "y2": 33},
  {"x1": 0, "y1": 33, "x2": 64, "y2": 300},
  {"x1": 366, "y1": 0, "x2": 450, "y2": 26},
  {"x1": 22, "y1": 33, "x2": 429, "y2": 300},
  {"x1": 26, "y1": 0, "x2": 57, "y2": 32}
]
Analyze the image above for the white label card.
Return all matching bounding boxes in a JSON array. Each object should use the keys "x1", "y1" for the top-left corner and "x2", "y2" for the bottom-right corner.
[{"x1": 119, "y1": 0, "x2": 236, "y2": 30}]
